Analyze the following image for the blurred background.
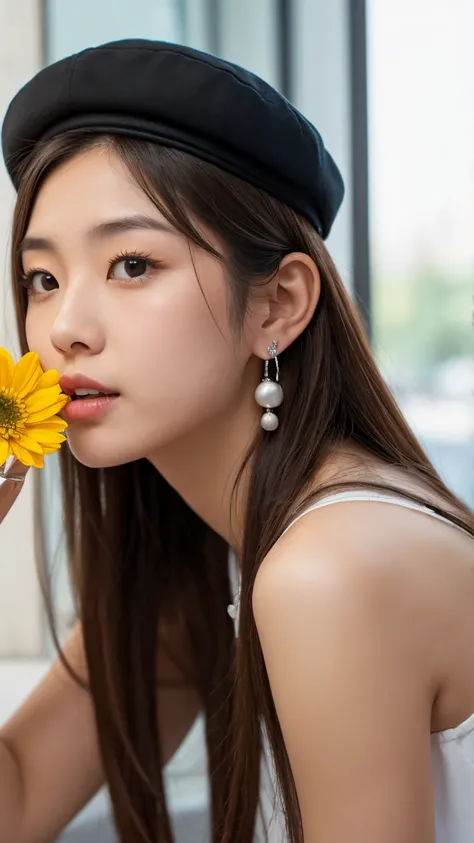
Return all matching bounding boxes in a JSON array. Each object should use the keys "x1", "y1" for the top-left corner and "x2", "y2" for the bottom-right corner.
[{"x1": 0, "y1": 0, "x2": 473, "y2": 840}]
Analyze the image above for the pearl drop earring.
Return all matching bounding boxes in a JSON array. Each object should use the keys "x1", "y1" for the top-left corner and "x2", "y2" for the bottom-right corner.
[{"x1": 254, "y1": 339, "x2": 284, "y2": 431}]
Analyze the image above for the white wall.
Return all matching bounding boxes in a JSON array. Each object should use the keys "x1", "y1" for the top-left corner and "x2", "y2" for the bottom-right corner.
[{"x1": 0, "y1": 0, "x2": 44, "y2": 656}]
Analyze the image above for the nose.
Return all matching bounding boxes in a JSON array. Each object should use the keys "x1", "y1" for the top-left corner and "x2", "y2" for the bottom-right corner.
[{"x1": 50, "y1": 280, "x2": 106, "y2": 358}]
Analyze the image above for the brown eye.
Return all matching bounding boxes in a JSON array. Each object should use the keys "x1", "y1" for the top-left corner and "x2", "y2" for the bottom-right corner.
[
  {"x1": 112, "y1": 257, "x2": 149, "y2": 279},
  {"x1": 29, "y1": 272, "x2": 58, "y2": 294}
]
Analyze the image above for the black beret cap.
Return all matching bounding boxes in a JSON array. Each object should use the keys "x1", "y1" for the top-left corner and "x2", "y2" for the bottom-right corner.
[{"x1": 1, "y1": 39, "x2": 344, "y2": 238}]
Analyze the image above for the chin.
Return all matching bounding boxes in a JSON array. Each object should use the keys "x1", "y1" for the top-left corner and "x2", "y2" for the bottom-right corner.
[
  {"x1": 65, "y1": 432, "x2": 149, "y2": 470},
  {"x1": 64, "y1": 413, "x2": 196, "y2": 470}
]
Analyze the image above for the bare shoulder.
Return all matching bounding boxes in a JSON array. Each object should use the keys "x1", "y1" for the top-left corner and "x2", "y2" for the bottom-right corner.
[
  {"x1": 253, "y1": 494, "x2": 472, "y2": 638},
  {"x1": 251, "y1": 501, "x2": 451, "y2": 841},
  {"x1": 252, "y1": 497, "x2": 449, "y2": 709},
  {"x1": 251, "y1": 496, "x2": 472, "y2": 739}
]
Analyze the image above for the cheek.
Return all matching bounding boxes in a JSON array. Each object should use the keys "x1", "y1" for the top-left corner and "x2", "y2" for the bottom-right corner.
[
  {"x1": 25, "y1": 307, "x2": 54, "y2": 364},
  {"x1": 116, "y1": 274, "x2": 242, "y2": 412}
]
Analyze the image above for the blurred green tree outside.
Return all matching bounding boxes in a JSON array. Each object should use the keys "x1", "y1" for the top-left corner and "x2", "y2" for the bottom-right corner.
[{"x1": 372, "y1": 267, "x2": 473, "y2": 392}]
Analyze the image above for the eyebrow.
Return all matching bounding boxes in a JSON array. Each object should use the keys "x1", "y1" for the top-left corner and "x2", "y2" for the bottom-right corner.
[{"x1": 20, "y1": 214, "x2": 175, "y2": 254}]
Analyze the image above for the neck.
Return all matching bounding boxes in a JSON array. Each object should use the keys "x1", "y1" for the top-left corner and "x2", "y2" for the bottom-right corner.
[{"x1": 148, "y1": 393, "x2": 260, "y2": 554}]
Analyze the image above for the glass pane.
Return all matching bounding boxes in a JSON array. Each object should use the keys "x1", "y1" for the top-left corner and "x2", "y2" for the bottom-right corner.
[
  {"x1": 367, "y1": 0, "x2": 474, "y2": 506},
  {"x1": 45, "y1": 0, "x2": 187, "y2": 59},
  {"x1": 217, "y1": 0, "x2": 280, "y2": 88}
]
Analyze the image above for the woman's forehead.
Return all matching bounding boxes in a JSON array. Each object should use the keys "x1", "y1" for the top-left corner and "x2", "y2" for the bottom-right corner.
[{"x1": 27, "y1": 147, "x2": 165, "y2": 234}]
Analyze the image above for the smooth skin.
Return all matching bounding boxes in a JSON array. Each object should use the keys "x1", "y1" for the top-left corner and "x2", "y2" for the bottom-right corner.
[
  {"x1": 255, "y1": 493, "x2": 474, "y2": 842},
  {"x1": 1, "y1": 144, "x2": 473, "y2": 841}
]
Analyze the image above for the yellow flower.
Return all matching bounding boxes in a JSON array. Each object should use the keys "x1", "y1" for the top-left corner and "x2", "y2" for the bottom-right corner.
[{"x1": 0, "y1": 348, "x2": 70, "y2": 469}]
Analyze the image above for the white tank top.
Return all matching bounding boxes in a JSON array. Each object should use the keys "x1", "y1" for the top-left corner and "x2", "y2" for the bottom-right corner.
[{"x1": 227, "y1": 490, "x2": 474, "y2": 843}]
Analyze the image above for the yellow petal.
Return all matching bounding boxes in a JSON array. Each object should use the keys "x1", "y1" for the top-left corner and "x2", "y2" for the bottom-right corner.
[
  {"x1": 0, "y1": 348, "x2": 14, "y2": 389},
  {"x1": 41, "y1": 443, "x2": 63, "y2": 455},
  {"x1": 11, "y1": 440, "x2": 43, "y2": 467},
  {"x1": 0, "y1": 436, "x2": 10, "y2": 465},
  {"x1": 14, "y1": 433, "x2": 45, "y2": 455},
  {"x1": 31, "y1": 452, "x2": 44, "y2": 469},
  {"x1": 25, "y1": 396, "x2": 69, "y2": 425},
  {"x1": 36, "y1": 369, "x2": 61, "y2": 390},
  {"x1": 26, "y1": 429, "x2": 66, "y2": 447},
  {"x1": 24, "y1": 385, "x2": 62, "y2": 413},
  {"x1": 25, "y1": 417, "x2": 68, "y2": 434},
  {"x1": 11, "y1": 352, "x2": 43, "y2": 400}
]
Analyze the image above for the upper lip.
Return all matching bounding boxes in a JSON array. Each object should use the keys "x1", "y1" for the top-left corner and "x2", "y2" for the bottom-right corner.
[{"x1": 60, "y1": 374, "x2": 117, "y2": 397}]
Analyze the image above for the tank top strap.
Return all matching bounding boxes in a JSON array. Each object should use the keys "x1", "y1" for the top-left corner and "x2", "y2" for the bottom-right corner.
[
  {"x1": 227, "y1": 490, "x2": 471, "y2": 636},
  {"x1": 279, "y1": 489, "x2": 470, "y2": 540}
]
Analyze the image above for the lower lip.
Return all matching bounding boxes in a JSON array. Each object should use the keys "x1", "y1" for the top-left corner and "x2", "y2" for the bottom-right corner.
[{"x1": 63, "y1": 394, "x2": 120, "y2": 421}]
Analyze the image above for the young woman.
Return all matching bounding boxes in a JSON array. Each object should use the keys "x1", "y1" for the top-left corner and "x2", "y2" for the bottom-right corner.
[{"x1": 1, "y1": 38, "x2": 473, "y2": 843}]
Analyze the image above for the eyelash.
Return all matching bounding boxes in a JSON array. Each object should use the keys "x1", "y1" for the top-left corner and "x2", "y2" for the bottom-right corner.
[{"x1": 20, "y1": 249, "x2": 162, "y2": 296}]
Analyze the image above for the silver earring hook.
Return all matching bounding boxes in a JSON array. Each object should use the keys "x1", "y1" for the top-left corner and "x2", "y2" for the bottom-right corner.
[{"x1": 264, "y1": 339, "x2": 279, "y2": 381}]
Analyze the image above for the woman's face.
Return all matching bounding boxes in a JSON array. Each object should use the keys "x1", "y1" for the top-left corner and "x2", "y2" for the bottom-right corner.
[{"x1": 22, "y1": 146, "x2": 256, "y2": 468}]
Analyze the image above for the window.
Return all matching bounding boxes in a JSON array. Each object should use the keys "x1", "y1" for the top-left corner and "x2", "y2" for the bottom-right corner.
[
  {"x1": 367, "y1": 0, "x2": 474, "y2": 506},
  {"x1": 44, "y1": 0, "x2": 188, "y2": 58}
]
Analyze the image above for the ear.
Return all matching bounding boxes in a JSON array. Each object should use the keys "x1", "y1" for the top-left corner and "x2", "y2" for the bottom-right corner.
[{"x1": 248, "y1": 252, "x2": 321, "y2": 357}]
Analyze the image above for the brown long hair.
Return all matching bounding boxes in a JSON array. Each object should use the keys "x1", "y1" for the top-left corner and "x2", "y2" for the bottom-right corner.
[{"x1": 10, "y1": 133, "x2": 474, "y2": 843}]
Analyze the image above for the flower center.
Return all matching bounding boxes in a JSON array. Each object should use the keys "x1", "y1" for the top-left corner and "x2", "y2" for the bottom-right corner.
[{"x1": 0, "y1": 388, "x2": 21, "y2": 433}]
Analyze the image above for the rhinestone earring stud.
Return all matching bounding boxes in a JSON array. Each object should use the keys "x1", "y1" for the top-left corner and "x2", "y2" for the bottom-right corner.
[{"x1": 254, "y1": 339, "x2": 284, "y2": 431}]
